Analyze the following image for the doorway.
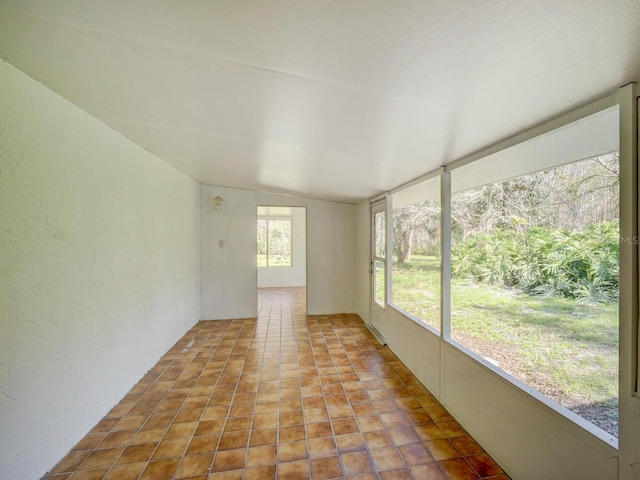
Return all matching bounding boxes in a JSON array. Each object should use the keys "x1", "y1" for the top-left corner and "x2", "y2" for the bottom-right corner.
[{"x1": 256, "y1": 206, "x2": 307, "y2": 314}]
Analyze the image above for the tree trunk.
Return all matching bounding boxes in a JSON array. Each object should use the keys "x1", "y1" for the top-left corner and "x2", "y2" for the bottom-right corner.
[{"x1": 406, "y1": 228, "x2": 414, "y2": 263}]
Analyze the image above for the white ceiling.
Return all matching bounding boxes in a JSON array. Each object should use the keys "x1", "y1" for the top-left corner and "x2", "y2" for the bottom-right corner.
[{"x1": 1, "y1": 1, "x2": 639, "y2": 204}]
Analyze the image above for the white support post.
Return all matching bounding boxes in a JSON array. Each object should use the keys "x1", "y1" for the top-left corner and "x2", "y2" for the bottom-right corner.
[{"x1": 618, "y1": 82, "x2": 639, "y2": 480}]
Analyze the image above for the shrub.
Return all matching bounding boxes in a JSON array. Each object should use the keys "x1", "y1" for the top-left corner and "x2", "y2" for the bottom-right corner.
[{"x1": 451, "y1": 221, "x2": 619, "y2": 304}]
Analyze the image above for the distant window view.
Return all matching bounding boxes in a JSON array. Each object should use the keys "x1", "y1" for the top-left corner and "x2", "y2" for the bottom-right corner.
[
  {"x1": 392, "y1": 185, "x2": 441, "y2": 332},
  {"x1": 257, "y1": 218, "x2": 292, "y2": 267},
  {"x1": 450, "y1": 154, "x2": 619, "y2": 437},
  {"x1": 389, "y1": 152, "x2": 620, "y2": 438}
]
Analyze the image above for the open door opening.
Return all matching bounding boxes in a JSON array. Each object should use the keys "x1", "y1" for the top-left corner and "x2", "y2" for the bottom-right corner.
[
  {"x1": 369, "y1": 200, "x2": 387, "y2": 343},
  {"x1": 256, "y1": 206, "x2": 307, "y2": 316}
]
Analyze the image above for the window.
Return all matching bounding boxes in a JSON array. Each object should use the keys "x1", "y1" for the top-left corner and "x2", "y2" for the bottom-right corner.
[
  {"x1": 391, "y1": 174, "x2": 441, "y2": 331},
  {"x1": 449, "y1": 106, "x2": 620, "y2": 439},
  {"x1": 257, "y1": 218, "x2": 292, "y2": 267},
  {"x1": 373, "y1": 207, "x2": 386, "y2": 307},
  {"x1": 384, "y1": 105, "x2": 622, "y2": 441}
]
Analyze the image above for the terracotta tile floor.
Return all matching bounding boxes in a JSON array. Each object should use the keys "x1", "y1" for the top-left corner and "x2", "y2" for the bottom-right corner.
[{"x1": 43, "y1": 287, "x2": 509, "y2": 479}]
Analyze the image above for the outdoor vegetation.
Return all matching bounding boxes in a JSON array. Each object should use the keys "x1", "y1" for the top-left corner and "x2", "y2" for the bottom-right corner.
[
  {"x1": 391, "y1": 154, "x2": 620, "y2": 437},
  {"x1": 257, "y1": 218, "x2": 292, "y2": 267}
]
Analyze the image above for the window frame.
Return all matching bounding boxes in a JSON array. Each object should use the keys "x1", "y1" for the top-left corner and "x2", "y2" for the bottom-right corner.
[
  {"x1": 381, "y1": 93, "x2": 630, "y2": 448},
  {"x1": 388, "y1": 168, "x2": 444, "y2": 335}
]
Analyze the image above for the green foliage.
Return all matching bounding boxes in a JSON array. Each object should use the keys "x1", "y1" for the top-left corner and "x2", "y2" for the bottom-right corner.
[
  {"x1": 451, "y1": 221, "x2": 619, "y2": 304},
  {"x1": 257, "y1": 218, "x2": 292, "y2": 267}
]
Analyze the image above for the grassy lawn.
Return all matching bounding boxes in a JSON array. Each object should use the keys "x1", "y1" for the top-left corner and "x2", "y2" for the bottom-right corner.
[
  {"x1": 392, "y1": 255, "x2": 619, "y2": 436},
  {"x1": 392, "y1": 255, "x2": 441, "y2": 331}
]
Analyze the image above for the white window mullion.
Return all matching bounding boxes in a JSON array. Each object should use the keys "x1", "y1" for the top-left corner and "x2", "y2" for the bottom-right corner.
[{"x1": 441, "y1": 170, "x2": 451, "y2": 339}]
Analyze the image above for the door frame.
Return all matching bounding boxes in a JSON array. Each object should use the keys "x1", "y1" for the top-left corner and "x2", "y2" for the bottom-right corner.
[
  {"x1": 255, "y1": 205, "x2": 308, "y2": 314},
  {"x1": 369, "y1": 196, "x2": 388, "y2": 342}
]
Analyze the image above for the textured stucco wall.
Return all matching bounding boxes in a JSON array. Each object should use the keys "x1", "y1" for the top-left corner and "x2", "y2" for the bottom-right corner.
[{"x1": 0, "y1": 60, "x2": 200, "y2": 479}]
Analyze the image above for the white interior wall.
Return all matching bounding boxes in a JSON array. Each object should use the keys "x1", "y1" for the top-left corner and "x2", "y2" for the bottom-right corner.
[
  {"x1": 257, "y1": 207, "x2": 306, "y2": 288},
  {"x1": 200, "y1": 190, "x2": 356, "y2": 318},
  {"x1": 0, "y1": 60, "x2": 201, "y2": 480},
  {"x1": 200, "y1": 185, "x2": 258, "y2": 320},
  {"x1": 386, "y1": 307, "x2": 441, "y2": 398}
]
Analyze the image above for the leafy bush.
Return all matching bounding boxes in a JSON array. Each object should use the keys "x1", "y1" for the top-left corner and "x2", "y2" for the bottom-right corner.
[{"x1": 451, "y1": 221, "x2": 619, "y2": 304}]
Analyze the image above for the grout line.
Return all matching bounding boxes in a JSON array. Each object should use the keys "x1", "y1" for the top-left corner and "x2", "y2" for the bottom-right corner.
[{"x1": 45, "y1": 287, "x2": 508, "y2": 479}]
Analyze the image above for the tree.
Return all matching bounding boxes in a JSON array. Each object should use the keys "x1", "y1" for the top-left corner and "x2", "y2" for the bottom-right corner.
[{"x1": 393, "y1": 199, "x2": 439, "y2": 264}]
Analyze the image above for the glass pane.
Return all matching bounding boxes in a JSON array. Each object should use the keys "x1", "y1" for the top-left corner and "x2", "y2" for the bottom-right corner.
[
  {"x1": 392, "y1": 195, "x2": 441, "y2": 331},
  {"x1": 374, "y1": 260, "x2": 385, "y2": 307},
  {"x1": 450, "y1": 153, "x2": 619, "y2": 437},
  {"x1": 257, "y1": 219, "x2": 267, "y2": 267},
  {"x1": 374, "y1": 211, "x2": 385, "y2": 258},
  {"x1": 267, "y1": 219, "x2": 292, "y2": 266}
]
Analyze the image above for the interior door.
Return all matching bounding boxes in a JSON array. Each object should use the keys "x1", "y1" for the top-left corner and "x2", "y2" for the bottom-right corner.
[{"x1": 370, "y1": 201, "x2": 387, "y2": 340}]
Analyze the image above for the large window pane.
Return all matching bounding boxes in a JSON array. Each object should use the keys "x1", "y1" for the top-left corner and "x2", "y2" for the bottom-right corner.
[
  {"x1": 267, "y1": 219, "x2": 292, "y2": 266},
  {"x1": 451, "y1": 149, "x2": 620, "y2": 438},
  {"x1": 391, "y1": 176, "x2": 441, "y2": 331},
  {"x1": 257, "y1": 218, "x2": 292, "y2": 267},
  {"x1": 257, "y1": 219, "x2": 268, "y2": 267},
  {"x1": 372, "y1": 206, "x2": 386, "y2": 307},
  {"x1": 374, "y1": 260, "x2": 385, "y2": 307},
  {"x1": 374, "y1": 211, "x2": 386, "y2": 258}
]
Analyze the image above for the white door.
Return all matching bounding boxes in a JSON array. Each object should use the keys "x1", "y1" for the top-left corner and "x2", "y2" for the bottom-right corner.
[{"x1": 370, "y1": 201, "x2": 387, "y2": 340}]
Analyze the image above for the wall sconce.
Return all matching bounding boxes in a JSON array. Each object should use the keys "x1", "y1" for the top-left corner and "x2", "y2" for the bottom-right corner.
[{"x1": 209, "y1": 195, "x2": 224, "y2": 212}]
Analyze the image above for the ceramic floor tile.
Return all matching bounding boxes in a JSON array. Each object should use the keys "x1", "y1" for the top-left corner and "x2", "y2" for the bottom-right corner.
[
  {"x1": 410, "y1": 462, "x2": 448, "y2": 480},
  {"x1": 218, "y1": 431, "x2": 249, "y2": 451},
  {"x1": 246, "y1": 444, "x2": 278, "y2": 467},
  {"x1": 308, "y1": 437, "x2": 338, "y2": 459},
  {"x1": 388, "y1": 426, "x2": 421, "y2": 446},
  {"x1": 465, "y1": 453, "x2": 505, "y2": 477},
  {"x1": 335, "y1": 433, "x2": 366, "y2": 453},
  {"x1": 277, "y1": 460, "x2": 310, "y2": 480},
  {"x1": 211, "y1": 448, "x2": 246, "y2": 472},
  {"x1": 71, "y1": 434, "x2": 106, "y2": 452},
  {"x1": 48, "y1": 452, "x2": 90, "y2": 475},
  {"x1": 306, "y1": 421, "x2": 333, "y2": 439},
  {"x1": 244, "y1": 465, "x2": 277, "y2": 480},
  {"x1": 279, "y1": 425, "x2": 306, "y2": 443},
  {"x1": 310, "y1": 456, "x2": 343, "y2": 480},
  {"x1": 398, "y1": 442, "x2": 434, "y2": 465},
  {"x1": 278, "y1": 441, "x2": 308, "y2": 463},
  {"x1": 152, "y1": 438, "x2": 189, "y2": 460},
  {"x1": 68, "y1": 468, "x2": 109, "y2": 480},
  {"x1": 131, "y1": 426, "x2": 167, "y2": 445},
  {"x1": 249, "y1": 428, "x2": 277, "y2": 447},
  {"x1": 340, "y1": 450, "x2": 374, "y2": 476},
  {"x1": 186, "y1": 435, "x2": 220, "y2": 455},
  {"x1": 40, "y1": 288, "x2": 509, "y2": 480},
  {"x1": 379, "y1": 467, "x2": 413, "y2": 479},
  {"x1": 438, "y1": 458, "x2": 481, "y2": 479},
  {"x1": 103, "y1": 462, "x2": 145, "y2": 480},
  {"x1": 175, "y1": 453, "x2": 214, "y2": 478},
  {"x1": 139, "y1": 458, "x2": 180, "y2": 480},
  {"x1": 369, "y1": 447, "x2": 406, "y2": 472},
  {"x1": 77, "y1": 448, "x2": 123, "y2": 470}
]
